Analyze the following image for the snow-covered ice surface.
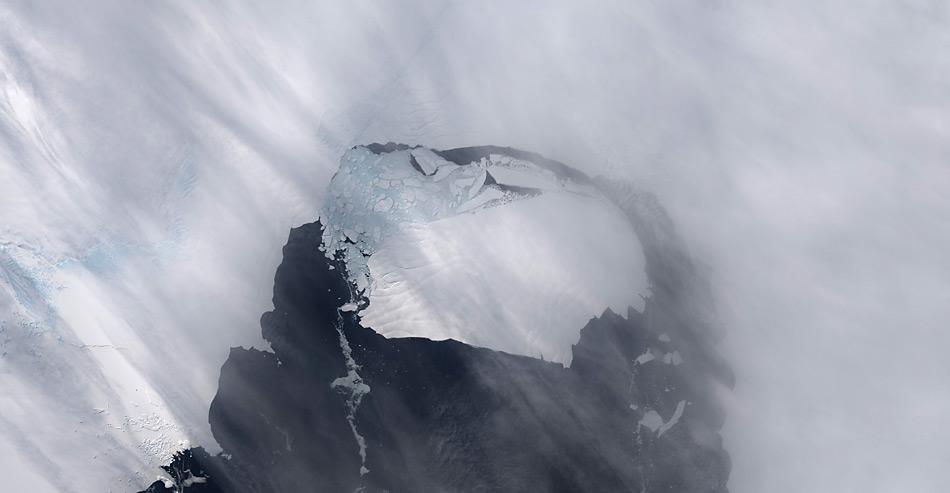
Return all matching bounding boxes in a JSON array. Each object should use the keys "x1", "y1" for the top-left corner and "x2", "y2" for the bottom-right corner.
[
  {"x1": 321, "y1": 145, "x2": 648, "y2": 365},
  {"x1": 364, "y1": 194, "x2": 645, "y2": 365}
]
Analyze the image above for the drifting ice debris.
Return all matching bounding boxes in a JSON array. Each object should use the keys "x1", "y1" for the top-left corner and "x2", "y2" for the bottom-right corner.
[
  {"x1": 658, "y1": 400, "x2": 687, "y2": 437},
  {"x1": 181, "y1": 474, "x2": 208, "y2": 487},
  {"x1": 635, "y1": 350, "x2": 655, "y2": 365},
  {"x1": 639, "y1": 410, "x2": 664, "y2": 432},
  {"x1": 671, "y1": 350, "x2": 683, "y2": 365},
  {"x1": 639, "y1": 400, "x2": 688, "y2": 437},
  {"x1": 330, "y1": 315, "x2": 372, "y2": 477}
]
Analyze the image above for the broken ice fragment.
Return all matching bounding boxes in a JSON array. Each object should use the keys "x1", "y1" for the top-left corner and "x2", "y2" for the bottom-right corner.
[
  {"x1": 635, "y1": 351, "x2": 655, "y2": 365},
  {"x1": 410, "y1": 148, "x2": 448, "y2": 176},
  {"x1": 639, "y1": 410, "x2": 664, "y2": 432},
  {"x1": 658, "y1": 400, "x2": 687, "y2": 437}
]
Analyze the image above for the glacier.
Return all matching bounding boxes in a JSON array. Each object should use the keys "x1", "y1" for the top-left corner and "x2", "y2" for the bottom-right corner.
[{"x1": 320, "y1": 144, "x2": 650, "y2": 365}]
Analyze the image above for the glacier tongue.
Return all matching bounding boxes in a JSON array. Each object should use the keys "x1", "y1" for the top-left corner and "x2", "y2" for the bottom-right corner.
[{"x1": 319, "y1": 145, "x2": 649, "y2": 365}]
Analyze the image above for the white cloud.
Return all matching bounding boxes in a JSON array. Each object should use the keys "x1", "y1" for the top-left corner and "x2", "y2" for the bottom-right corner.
[{"x1": 1, "y1": 0, "x2": 948, "y2": 491}]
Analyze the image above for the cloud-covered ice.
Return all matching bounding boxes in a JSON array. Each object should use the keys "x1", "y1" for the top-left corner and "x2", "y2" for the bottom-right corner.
[
  {"x1": 1, "y1": 1, "x2": 948, "y2": 491},
  {"x1": 320, "y1": 145, "x2": 649, "y2": 365}
]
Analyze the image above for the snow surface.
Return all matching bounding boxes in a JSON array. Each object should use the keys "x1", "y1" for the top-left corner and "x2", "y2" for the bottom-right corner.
[{"x1": 321, "y1": 146, "x2": 649, "y2": 365}]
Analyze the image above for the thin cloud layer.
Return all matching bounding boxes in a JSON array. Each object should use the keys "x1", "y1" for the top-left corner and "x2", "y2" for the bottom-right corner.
[{"x1": 1, "y1": 1, "x2": 948, "y2": 491}]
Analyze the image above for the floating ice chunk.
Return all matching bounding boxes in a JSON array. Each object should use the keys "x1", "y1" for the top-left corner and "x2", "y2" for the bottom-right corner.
[
  {"x1": 182, "y1": 475, "x2": 208, "y2": 487},
  {"x1": 330, "y1": 316, "x2": 372, "y2": 476},
  {"x1": 340, "y1": 302, "x2": 359, "y2": 312},
  {"x1": 658, "y1": 400, "x2": 687, "y2": 437},
  {"x1": 639, "y1": 400, "x2": 687, "y2": 437},
  {"x1": 671, "y1": 350, "x2": 683, "y2": 365},
  {"x1": 639, "y1": 410, "x2": 664, "y2": 432},
  {"x1": 635, "y1": 351, "x2": 655, "y2": 365},
  {"x1": 658, "y1": 333, "x2": 671, "y2": 343},
  {"x1": 659, "y1": 351, "x2": 684, "y2": 365}
]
